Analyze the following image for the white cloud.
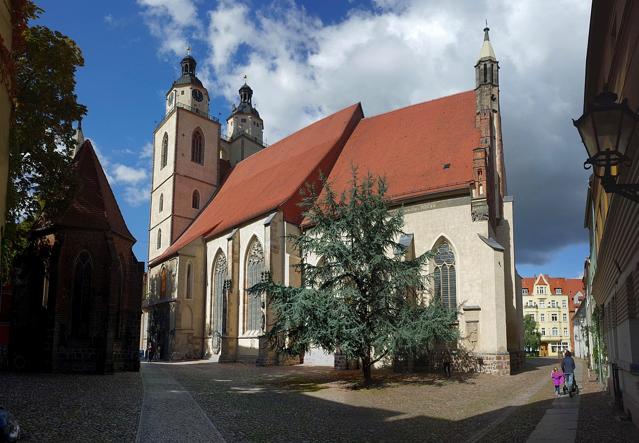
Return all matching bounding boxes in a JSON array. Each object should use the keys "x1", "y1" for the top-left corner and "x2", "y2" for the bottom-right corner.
[
  {"x1": 137, "y1": 0, "x2": 200, "y2": 55},
  {"x1": 138, "y1": 0, "x2": 592, "y2": 265},
  {"x1": 124, "y1": 184, "x2": 151, "y2": 207},
  {"x1": 140, "y1": 141, "x2": 154, "y2": 159},
  {"x1": 112, "y1": 164, "x2": 148, "y2": 184}
]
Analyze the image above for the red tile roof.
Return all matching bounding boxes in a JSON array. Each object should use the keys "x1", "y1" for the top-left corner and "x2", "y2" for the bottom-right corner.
[
  {"x1": 47, "y1": 140, "x2": 135, "y2": 242},
  {"x1": 522, "y1": 274, "x2": 584, "y2": 306},
  {"x1": 319, "y1": 90, "x2": 479, "y2": 204},
  {"x1": 152, "y1": 103, "x2": 363, "y2": 264}
]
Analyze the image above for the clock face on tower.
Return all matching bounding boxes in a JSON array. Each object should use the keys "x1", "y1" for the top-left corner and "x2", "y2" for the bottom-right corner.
[{"x1": 192, "y1": 89, "x2": 204, "y2": 102}]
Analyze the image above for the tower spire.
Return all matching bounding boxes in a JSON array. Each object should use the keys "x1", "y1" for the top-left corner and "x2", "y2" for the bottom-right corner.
[
  {"x1": 478, "y1": 23, "x2": 496, "y2": 61},
  {"x1": 74, "y1": 118, "x2": 85, "y2": 157}
]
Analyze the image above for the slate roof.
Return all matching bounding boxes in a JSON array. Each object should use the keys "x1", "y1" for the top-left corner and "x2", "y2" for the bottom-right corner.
[{"x1": 43, "y1": 140, "x2": 135, "y2": 242}]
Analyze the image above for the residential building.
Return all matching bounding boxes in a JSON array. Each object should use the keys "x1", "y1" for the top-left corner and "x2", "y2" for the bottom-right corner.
[
  {"x1": 522, "y1": 275, "x2": 583, "y2": 356},
  {"x1": 579, "y1": 0, "x2": 639, "y2": 427},
  {"x1": 144, "y1": 28, "x2": 524, "y2": 374}
]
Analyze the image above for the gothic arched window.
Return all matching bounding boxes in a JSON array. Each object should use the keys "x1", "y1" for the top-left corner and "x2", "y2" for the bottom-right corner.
[
  {"x1": 72, "y1": 251, "x2": 92, "y2": 337},
  {"x1": 159, "y1": 193, "x2": 164, "y2": 213},
  {"x1": 161, "y1": 133, "x2": 168, "y2": 169},
  {"x1": 186, "y1": 263, "x2": 193, "y2": 299},
  {"x1": 191, "y1": 129, "x2": 204, "y2": 164},
  {"x1": 211, "y1": 252, "x2": 228, "y2": 352},
  {"x1": 483, "y1": 64, "x2": 487, "y2": 83},
  {"x1": 432, "y1": 240, "x2": 457, "y2": 310},
  {"x1": 245, "y1": 238, "x2": 264, "y2": 333},
  {"x1": 192, "y1": 190, "x2": 200, "y2": 209},
  {"x1": 157, "y1": 229, "x2": 162, "y2": 250}
]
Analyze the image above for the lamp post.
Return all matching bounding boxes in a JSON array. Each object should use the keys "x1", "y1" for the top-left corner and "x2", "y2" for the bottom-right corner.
[{"x1": 573, "y1": 90, "x2": 639, "y2": 202}]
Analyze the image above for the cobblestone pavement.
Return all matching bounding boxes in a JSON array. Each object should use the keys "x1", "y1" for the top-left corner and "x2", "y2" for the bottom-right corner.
[
  {"x1": 162, "y1": 358, "x2": 561, "y2": 442},
  {"x1": 1, "y1": 357, "x2": 636, "y2": 442},
  {"x1": 576, "y1": 369, "x2": 637, "y2": 442},
  {"x1": 0, "y1": 370, "x2": 142, "y2": 442}
]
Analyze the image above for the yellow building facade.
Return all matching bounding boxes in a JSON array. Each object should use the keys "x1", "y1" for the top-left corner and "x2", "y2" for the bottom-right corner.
[{"x1": 523, "y1": 275, "x2": 571, "y2": 357}]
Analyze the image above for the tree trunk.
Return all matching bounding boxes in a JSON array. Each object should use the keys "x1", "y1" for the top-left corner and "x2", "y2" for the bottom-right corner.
[{"x1": 361, "y1": 351, "x2": 372, "y2": 385}]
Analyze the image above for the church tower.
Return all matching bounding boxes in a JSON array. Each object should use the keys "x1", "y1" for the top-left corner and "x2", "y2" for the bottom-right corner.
[
  {"x1": 221, "y1": 81, "x2": 265, "y2": 166},
  {"x1": 474, "y1": 25, "x2": 506, "y2": 222},
  {"x1": 148, "y1": 52, "x2": 221, "y2": 262}
]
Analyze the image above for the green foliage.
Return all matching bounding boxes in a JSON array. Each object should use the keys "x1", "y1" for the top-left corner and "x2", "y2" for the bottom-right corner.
[
  {"x1": 252, "y1": 171, "x2": 459, "y2": 384},
  {"x1": 523, "y1": 314, "x2": 541, "y2": 352},
  {"x1": 3, "y1": 3, "x2": 86, "y2": 281},
  {"x1": 591, "y1": 304, "x2": 607, "y2": 379}
]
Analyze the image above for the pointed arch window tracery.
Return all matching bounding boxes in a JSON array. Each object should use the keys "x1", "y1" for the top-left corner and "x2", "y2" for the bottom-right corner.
[
  {"x1": 245, "y1": 239, "x2": 264, "y2": 333},
  {"x1": 432, "y1": 240, "x2": 457, "y2": 310},
  {"x1": 211, "y1": 253, "x2": 228, "y2": 353}
]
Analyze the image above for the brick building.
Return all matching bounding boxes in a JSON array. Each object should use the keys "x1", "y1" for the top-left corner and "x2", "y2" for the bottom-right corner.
[{"x1": 10, "y1": 139, "x2": 144, "y2": 373}]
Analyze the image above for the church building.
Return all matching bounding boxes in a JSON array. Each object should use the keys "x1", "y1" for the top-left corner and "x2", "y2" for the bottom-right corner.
[
  {"x1": 10, "y1": 135, "x2": 144, "y2": 373},
  {"x1": 143, "y1": 28, "x2": 524, "y2": 374}
]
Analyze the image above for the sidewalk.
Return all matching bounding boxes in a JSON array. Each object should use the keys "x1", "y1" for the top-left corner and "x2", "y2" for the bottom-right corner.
[
  {"x1": 526, "y1": 358, "x2": 585, "y2": 442},
  {"x1": 136, "y1": 362, "x2": 225, "y2": 443}
]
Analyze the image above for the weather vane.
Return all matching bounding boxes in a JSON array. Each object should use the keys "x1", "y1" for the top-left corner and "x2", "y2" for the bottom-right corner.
[{"x1": 187, "y1": 45, "x2": 191, "y2": 56}]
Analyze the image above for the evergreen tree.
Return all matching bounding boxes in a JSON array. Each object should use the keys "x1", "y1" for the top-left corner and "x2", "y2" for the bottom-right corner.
[
  {"x1": 252, "y1": 171, "x2": 459, "y2": 385},
  {"x1": 523, "y1": 315, "x2": 541, "y2": 354}
]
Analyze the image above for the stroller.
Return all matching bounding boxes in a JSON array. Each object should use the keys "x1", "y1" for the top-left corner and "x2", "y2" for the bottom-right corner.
[{"x1": 562, "y1": 376, "x2": 579, "y2": 397}]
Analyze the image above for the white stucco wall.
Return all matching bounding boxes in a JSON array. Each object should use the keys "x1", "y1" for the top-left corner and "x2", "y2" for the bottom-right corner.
[{"x1": 401, "y1": 196, "x2": 509, "y2": 354}]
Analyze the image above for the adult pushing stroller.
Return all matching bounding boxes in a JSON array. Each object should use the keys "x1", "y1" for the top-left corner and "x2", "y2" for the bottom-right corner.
[
  {"x1": 562, "y1": 377, "x2": 579, "y2": 397},
  {"x1": 561, "y1": 351, "x2": 579, "y2": 397}
]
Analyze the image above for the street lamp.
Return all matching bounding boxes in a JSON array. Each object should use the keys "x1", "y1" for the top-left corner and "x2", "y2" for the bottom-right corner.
[{"x1": 573, "y1": 90, "x2": 639, "y2": 202}]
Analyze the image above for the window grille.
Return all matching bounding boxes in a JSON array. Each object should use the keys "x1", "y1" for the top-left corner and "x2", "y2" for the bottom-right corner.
[
  {"x1": 72, "y1": 251, "x2": 92, "y2": 337},
  {"x1": 161, "y1": 133, "x2": 168, "y2": 168},
  {"x1": 432, "y1": 241, "x2": 456, "y2": 310},
  {"x1": 245, "y1": 239, "x2": 265, "y2": 333},
  {"x1": 191, "y1": 130, "x2": 204, "y2": 164}
]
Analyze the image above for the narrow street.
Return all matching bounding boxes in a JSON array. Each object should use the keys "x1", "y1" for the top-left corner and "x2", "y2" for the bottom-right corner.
[{"x1": 1, "y1": 357, "x2": 636, "y2": 442}]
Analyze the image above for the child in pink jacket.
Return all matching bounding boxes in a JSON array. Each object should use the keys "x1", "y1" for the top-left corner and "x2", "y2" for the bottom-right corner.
[{"x1": 551, "y1": 367, "x2": 564, "y2": 397}]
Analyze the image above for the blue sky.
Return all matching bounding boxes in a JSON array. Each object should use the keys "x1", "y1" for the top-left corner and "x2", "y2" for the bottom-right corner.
[{"x1": 35, "y1": 0, "x2": 591, "y2": 278}]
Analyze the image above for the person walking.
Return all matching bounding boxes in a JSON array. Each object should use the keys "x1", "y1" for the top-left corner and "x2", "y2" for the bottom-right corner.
[
  {"x1": 561, "y1": 350, "x2": 576, "y2": 396},
  {"x1": 551, "y1": 367, "x2": 564, "y2": 397}
]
